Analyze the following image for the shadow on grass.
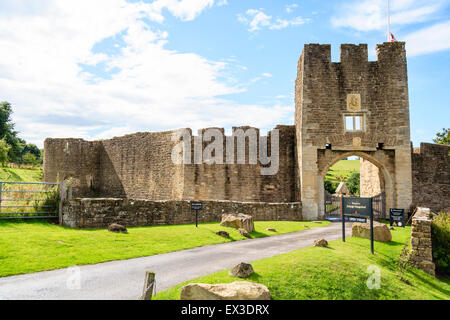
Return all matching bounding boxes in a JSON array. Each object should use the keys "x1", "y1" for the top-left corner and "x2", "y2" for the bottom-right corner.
[
  {"x1": 409, "y1": 268, "x2": 450, "y2": 297},
  {"x1": 250, "y1": 230, "x2": 270, "y2": 238}
]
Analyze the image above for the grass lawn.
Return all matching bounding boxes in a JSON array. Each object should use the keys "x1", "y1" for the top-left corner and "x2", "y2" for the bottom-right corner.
[
  {"x1": 325, "y1": 159, "x2": 360, "y2": 183},
  {"x1": 0, "y1": 220, "x2": 329, "y2": 277},
  {"x1": 155, "y1": 226, "x2": 450, "y2": 300},
  {"x1": 0, "y1": 167, "x2": 43, "y2": 182}
]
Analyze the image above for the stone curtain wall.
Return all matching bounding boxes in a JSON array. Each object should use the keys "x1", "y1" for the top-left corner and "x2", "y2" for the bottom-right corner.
[
  {"x1": 44, "y1": 126, "x2": 298, "y2": 203},
  {"x1": 45, "y1": 131, "x2": 185, "y2": 200},
  {"x1": 412, "y1": 143, "x2": 450, "y2": 213},
  {"x1": 44, "y1": 138, "x2": 102, "y2": 197},
  {"x1": 408, "y1": 207, "x2": 435, "y2": 276},
  {"x1": 183, "y1": 125, "x2": 299, "y2": 202},
  {"x1": 61, "y1": 198, "x2": 302, "y2": 229},
  {"x1": 295, "y1": 42, "x2": 413, "y2": 219}
]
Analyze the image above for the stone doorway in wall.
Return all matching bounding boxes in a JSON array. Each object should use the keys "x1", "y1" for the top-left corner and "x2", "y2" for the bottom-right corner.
[{"x1": 321, "y1": 153, "x2": 390, "y2": 221}]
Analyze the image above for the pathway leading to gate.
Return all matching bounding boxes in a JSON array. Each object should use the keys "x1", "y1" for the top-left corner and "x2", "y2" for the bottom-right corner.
[{"x1": 0, "y1": 222, "x2": 351, "y2": 300}]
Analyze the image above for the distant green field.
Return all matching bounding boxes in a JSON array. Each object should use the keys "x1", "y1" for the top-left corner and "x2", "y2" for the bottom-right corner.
[
  {"x1": 0, "y1": 167, "x2": 43, "y2": 182},
  {"x1": 325, "y1": 160, "x2": 360, "y2": 183}
]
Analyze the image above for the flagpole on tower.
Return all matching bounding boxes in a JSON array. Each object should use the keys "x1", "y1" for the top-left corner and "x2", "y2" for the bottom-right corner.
[{"x1": 387, "y1": 0, "x2": 391, "y2": 42}]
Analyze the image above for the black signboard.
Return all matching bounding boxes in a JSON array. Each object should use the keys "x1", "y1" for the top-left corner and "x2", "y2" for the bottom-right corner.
[
  {"x1": 390, "y1": 208, "x2": 405, "y2": 227},
  {"x1": 341, "y1": 197, "x2": 374, "y2": 254},
  {"x1": 342, "y1": 197, "x2": 372, "y2": 217},
  {"x1": 190, "y1": 201, "x2": 203, "y2": 210},
  {"x1": 190, "y1": 201, "x2": 203, "y2": 227}
]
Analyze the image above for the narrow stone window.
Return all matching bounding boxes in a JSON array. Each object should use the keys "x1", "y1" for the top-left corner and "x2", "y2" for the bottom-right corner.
[
  {"x1": 325, "y1": 143, "x2": 332, "y2": 149},
  {"x1": 345, "y1": 115, "x2": 363, "y2": 132}
]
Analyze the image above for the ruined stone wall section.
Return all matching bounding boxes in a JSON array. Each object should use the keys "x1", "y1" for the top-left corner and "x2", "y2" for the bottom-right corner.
[
  {"x1": 44, "y1": 132, "x2": 185, "y2": 200},
  {"x1": 62, "y1": 198, "x2": 302, "y2": 229},
  {"x1": 44, "y1": 126, "x2": 298, "y2": 203},
  {"x1": 183, "y1": 125, "x2": 298, "y2": 202},
  {"x1": 44, "y1": 138, "x2": 101, "y2": 197},
  {"x1": 408, "y1": 207, "x2": 435, "y2": 276},
  {"x1": 412, "y1": 143, "x2": 450, "y2": 213},
  {"x1": 98, "y1": 131, "x2": 185, "y2": 200}
]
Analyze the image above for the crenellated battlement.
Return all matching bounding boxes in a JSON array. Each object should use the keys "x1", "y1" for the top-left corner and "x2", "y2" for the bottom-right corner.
[
  {"x1": 301, "y1": 42, "x2": 406, "y2": 67},
  {"x1": 340, "y1": 44, "x2": 368, "y2": 65}
]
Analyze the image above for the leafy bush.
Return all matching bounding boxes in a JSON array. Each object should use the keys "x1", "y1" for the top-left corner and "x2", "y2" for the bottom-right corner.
[
  {"x1": 345, "y1": 172, "x2": 360, "y2": 195},
  {"x1": 0, "y1": 139, "x2": 10, "y2": 166},
  {"x1": 431, "y1": 212, "x2": 450, "y2": 276},
  {"x1": 22, "y1": 152, "x2": 37, "y2": 165},
  {"x1": 324, "y1": 180, "x2": 339, "y2": 194}
]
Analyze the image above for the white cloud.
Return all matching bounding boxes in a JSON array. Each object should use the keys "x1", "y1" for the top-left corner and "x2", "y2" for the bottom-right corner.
[
  {"x1": 216, "y1": 0, "x2": 228, "y2": 6},
  {"x1": 149, "y1": 0, "x2": 215, "y2": 21},
  {"x1": 331, "y1": 0, "x2": 447, "y2": 32},
  {"x1": 0, "y1": 0, "x2": 291, "y2": 147},
  {"x1": 404, "y1": 21, "x2": 450, "y2": 56},
  {"x1": 286, "y1": 4, "x2": 298, "y2": 14},
  {"x1": 249, "y1": 72, "x2": 273, "y2": 84},
  {"x1": 238, "y1": 8, "x2": 309, "y2": 32}
]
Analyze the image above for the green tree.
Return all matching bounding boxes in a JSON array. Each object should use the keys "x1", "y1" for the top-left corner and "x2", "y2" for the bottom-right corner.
[
  {"x1": 0, "y1": 102, "x2": 24, "y2": 163},
  {"x1": 345, "y1": 172, "x2": 360, "y2": 195},
  {"x1": 324, "y1": 180, "x2": 339, "y2": 194},
  {"x1": 433, "y1": 128, "x2": 450, "y2": 145},
  {"x1": 22, "y1": 152, "x2": 37, "y2": 166},
  {"x1": 21, "y1": 143, "x2": 41, "y2": 164},
  {"x1": 0, "y1": 139, "x2": 11, "y2": 167}
]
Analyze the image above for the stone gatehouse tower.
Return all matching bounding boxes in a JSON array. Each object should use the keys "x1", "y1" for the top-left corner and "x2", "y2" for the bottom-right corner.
[
  {"x1": 295, "y1": 42, "x2": 412, "y2": 220},
  {"x1": 44, "y1": 42, "x2": 449, "y2": 227}
]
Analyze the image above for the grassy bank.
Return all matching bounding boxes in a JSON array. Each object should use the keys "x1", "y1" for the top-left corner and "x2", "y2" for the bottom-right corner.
[
  {"x1": 0, "y1": 220, "x2": 329, "y2": 277},
  {"x1": 0, "y1": 167, "x2": 43, "y2": 182},
  {"x1": 155, "y1": 226, "x2": 450, "y2": 300},
  {"x1": 325, "y1": 159, "x2": 359, "y2": 183}
]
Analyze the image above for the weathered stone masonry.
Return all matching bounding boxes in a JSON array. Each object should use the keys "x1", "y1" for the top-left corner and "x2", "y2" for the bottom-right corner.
[
  {"x1": 62, "y1": 198, "x2": 302, "y2": 229},
  {"x1": 45, "y1": 125, "x2": 298, "y2": 203},
  {"x1": 412, "y1": 143, "x2": 450, "y2": 213},
  {"x1": 295, "y1": 42, "x2": 412, "y2": 219},
  {"x1": 44, "y1": 42, "x2": 450, "y2": 227},
  {"x1": 408, "y1": 207, "x2": 435, "y2": 276}
]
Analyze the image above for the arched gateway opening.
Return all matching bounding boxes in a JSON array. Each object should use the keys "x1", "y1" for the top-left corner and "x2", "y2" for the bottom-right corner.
[{"x1": 317, "y1": 150, "x2": 395, "y2": 220}]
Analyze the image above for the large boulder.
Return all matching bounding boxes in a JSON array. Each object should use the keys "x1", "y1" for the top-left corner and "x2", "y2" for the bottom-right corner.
[
  {"x1": 220, "y1": 213, "x2": 254, "y2": 233},
  {"x1": 229, "y1": 263, "x2": 254, "y2": 278},
  {"x1": 313, "y1": 238, "x2": 328, "y2": 247},
  {"x1": 180, "y1": 281, "x2": 270, "y2": 300},
  {"x1": 351, "y1": 221, "x2": 392, "y2": 242}
]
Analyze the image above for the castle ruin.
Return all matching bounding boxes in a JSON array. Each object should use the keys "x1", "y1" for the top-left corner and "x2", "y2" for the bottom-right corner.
[{"x1": 44, "y1": 42, "x2": 450, "y2": 228}]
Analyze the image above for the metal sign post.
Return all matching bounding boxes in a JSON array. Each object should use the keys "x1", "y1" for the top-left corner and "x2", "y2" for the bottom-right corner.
[
  {"x1": 190, "y1": 201, "x2": 203, "y2": 228},
  {"x1": 370, "y1": 199, "x2": 374, "y2": 255},
  {"x1": 341, "y1": 196, "x2": 345, "y2": 242},
  {"x1": 342, "y1": 197, "x2": 374, "y2": 254}
]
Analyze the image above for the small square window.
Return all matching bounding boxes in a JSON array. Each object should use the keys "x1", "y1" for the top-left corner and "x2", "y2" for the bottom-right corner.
[{"x1": 345, "y1": 116, "x2": 363, "y2": 131}]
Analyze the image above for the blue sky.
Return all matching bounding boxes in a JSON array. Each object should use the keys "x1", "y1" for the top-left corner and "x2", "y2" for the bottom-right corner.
[{"x1": 0, "y1": 0, "x2": 449, "y2": 147}]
